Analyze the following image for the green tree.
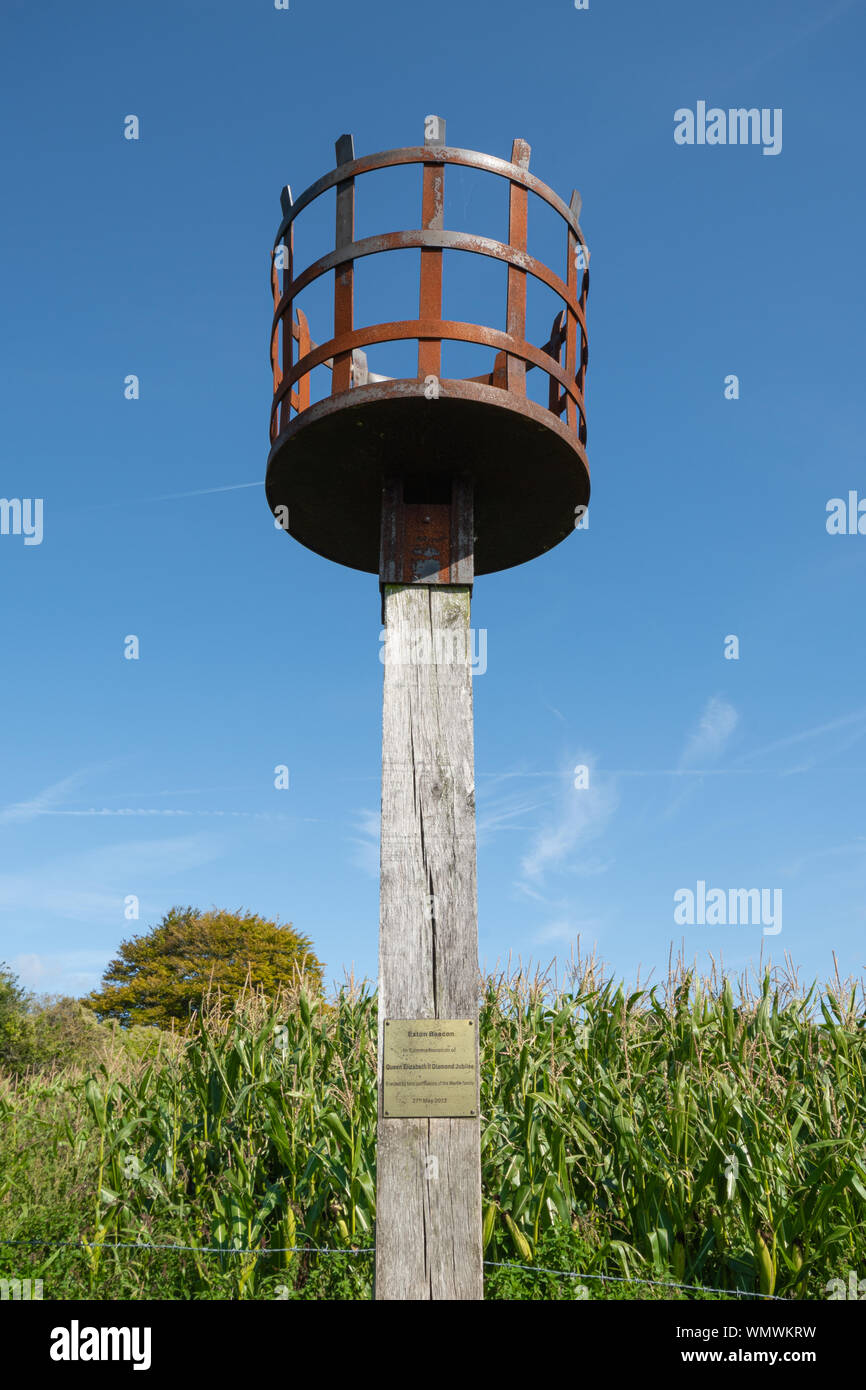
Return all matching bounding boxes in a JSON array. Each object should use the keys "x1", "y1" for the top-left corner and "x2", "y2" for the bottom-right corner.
[
  {"x1": 84, "y1": 906, "x2": 325, "y2": 1028},
  {"x1": 0, "y1": 961, "x2": 34, "y2": 1068}
]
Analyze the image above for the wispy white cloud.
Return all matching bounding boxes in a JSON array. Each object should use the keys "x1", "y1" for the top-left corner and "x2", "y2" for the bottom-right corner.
[
  {"x1": 534, "y1": 916, "x2": 604, "y2": 945},
  {"x1": 348, "y1": 809, "x2": 380, "y2": 878},
  {"x1": 658, "y1": 698, "x2": 740, "y2": 822},
  {"x1": 778, "y1": 836, "x2": 866, "y2": 879},
  {"x1": 0, "y1": 771, "x2": 293, "y2": 822},
  {"x1": 38, "y1": 808, "x2": 292, "y2": 819},
  {"x1": 514, "y1": 880, "x2": 553, "y2": 905},
  {"x1": 0, "y1": 772, "x2": 85, "y2": 825},
  {"x1": 542, "y1": 702, "x2": 567, "y2": 725},
  {"x1": 679, "y1": 697, "x2": 739, "y2": 770},
  {"x1": 477, "y1": 788, "x2": 549, "y2": 842},
  {"x1": 520, "y1": 761, "x2": 617, "y2": 881},
  {"x1": 12, "y1": 950, "x2": 113, "y2": 996},
  {"x1": 0, "y1": 833, "x2": 225, "y2": 923},
  {"x1": 735, "y1": 707, "x2": 866, "y2": 766}
]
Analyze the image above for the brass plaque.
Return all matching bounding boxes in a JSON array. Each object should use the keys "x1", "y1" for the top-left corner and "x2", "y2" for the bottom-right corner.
[{"x1": 383, "y1": 1019, "x2": 478, "y2": 1118}]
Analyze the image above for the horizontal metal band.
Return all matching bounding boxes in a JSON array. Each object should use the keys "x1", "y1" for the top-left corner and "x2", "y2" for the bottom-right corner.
[
  {"x1": 269, "y1": 319, "x2": 586, "y2": 435},
  {"x1": 268, "y1": 377, "x2": 590, "y2": 479},
  {"x1": 270, "y1": 229, "x2": 587, "y2": 340},
  {"x1": 273, "y1": 145, "x2": 584, "y2": 245}
]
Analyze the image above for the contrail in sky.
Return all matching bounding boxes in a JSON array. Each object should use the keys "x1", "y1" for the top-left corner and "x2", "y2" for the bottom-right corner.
[
  {"x1": 137, "y1": 482, "x2": 261, "y2": 503},
  {"x1": 730, "y1": 0, "x2": 863, "y2": 80},
  {"x1": 79, "y1": 481, "x2": 263, "y2": 514}
]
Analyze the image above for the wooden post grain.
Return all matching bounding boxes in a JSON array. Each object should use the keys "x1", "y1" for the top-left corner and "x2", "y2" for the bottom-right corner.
[{"x1": 375, "y1": 582, "x2": 483, "y2": 1300}]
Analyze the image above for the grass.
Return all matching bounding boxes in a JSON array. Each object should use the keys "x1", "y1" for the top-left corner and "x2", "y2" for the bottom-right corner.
[{"x1": 0, "y1": 953, "x2": 863, "y2": 1300}]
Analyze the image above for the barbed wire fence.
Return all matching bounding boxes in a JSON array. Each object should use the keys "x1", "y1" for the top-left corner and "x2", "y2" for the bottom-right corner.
[{"x1": 0, "y1": 1236, "x2": 787, "y2": 1300}]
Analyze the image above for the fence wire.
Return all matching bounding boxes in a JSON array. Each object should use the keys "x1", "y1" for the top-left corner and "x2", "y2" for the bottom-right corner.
[{"x1": 0, "y1": 1237, "x2": 786, "y2": 1299}]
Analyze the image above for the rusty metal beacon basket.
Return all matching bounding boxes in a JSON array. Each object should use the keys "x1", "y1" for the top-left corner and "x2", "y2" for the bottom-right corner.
[{"x1": 267, "y1": 118, "x2": 589, "y2": 577}]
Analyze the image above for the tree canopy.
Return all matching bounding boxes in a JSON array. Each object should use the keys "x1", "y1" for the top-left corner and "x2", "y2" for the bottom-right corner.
[
  {"x1": 85, "y1": 906, "x2": 324, "y2": 1027},
  {"x1": 0, "y1": 961, "x2": 32, "y2": 1067}
]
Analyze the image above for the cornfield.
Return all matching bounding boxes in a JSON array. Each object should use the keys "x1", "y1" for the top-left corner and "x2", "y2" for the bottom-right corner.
[{"x1": 1, "y1": 955, "x2": 863, "y2": 1300}]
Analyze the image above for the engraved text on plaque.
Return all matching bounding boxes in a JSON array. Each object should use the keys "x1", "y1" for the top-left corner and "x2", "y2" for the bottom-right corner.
[{"x1": 382, "y1": 1019, "x2": 478, "y2": 1118}]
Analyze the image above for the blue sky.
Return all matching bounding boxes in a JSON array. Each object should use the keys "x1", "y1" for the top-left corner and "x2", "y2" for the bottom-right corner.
[{"x1": 1, "y1": 0, "x2": 864, "y2": 1002}]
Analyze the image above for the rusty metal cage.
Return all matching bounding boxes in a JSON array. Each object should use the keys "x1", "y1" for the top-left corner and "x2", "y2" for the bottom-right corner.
[{"x1": 267, "y1": 119, "x2": 590, "y2": 576}]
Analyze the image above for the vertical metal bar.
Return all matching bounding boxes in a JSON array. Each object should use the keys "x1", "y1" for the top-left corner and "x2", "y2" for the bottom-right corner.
[
  {"x1": 333, "y1": 133, "x2": 355, "y2": 395},
  {"x1": 379, "y1": 478, "x2": 404, "y2": 596},
  {"x1": 548, "y1": 309, "x2": 565, "y2": 415},
  {"x1": 449, "y1": 477, "x2": 474, "y2": 587},
  {"x1": 418, "y1": 115, "x2": 446, "y2": 382},
  {"x1": 279, "y1": 186, "x2": 294, "y2": 435},
  {"x1": 491, "y1": 349, "x2": 507, "y2": 390},
  {"x1": 270, "y1": 249, "x2": 282, "y2": 439},
  {"x1": 506, "y1": 139, "x2": 530, "y2": 396},
  {"x1": 573, "y1": 192, "x2": 589, "y2": 445},
  {"x1": 296, "y1": 307, "x2": 311, "y2": 412},
  {"x1": 564, "y1": 190, "x2": 584, "y2": 435}
]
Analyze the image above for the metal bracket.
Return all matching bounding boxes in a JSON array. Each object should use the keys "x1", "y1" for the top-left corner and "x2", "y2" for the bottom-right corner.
[{"x1": 379, "y1": 476, "x2": 474, "y2": 617}]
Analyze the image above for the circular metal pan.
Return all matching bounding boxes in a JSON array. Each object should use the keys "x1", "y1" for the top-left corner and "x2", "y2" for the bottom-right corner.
[{"x1": 265, "y1": 380, "x2": 590, "y2": 577}]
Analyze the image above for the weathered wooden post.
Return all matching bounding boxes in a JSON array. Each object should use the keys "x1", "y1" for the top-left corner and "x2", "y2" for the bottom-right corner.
[{"x1": 266, "y1": 118, "x2": 590, "y2": 1299}]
